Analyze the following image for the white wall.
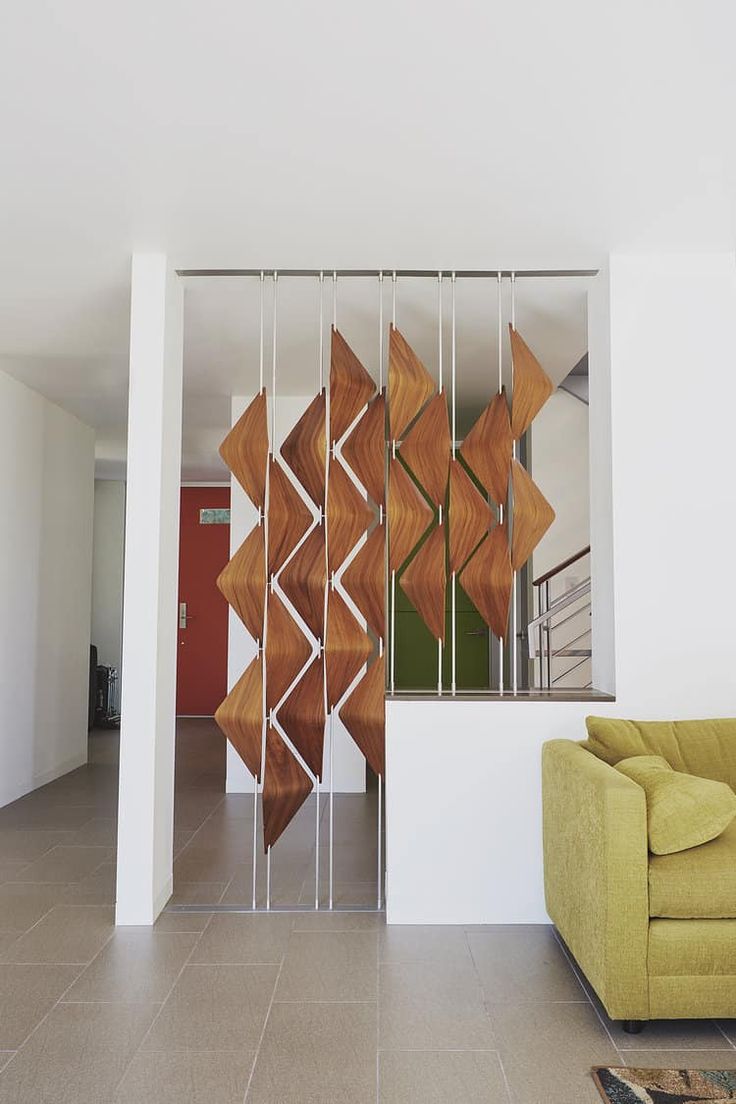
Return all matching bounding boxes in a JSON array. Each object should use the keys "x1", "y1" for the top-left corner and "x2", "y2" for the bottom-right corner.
[
  {"x1": 0, "y1": 369, "x2": 95, "y2": 808},
  {"x1": 226, "y1": 394, "x2": 366, "y2": 795},
  {"x1": 386, "y1": 253, "x2": 736, "y2": 924},
  {"x1": 91, "y1": 480, "x2": 125, "y2": 678}
]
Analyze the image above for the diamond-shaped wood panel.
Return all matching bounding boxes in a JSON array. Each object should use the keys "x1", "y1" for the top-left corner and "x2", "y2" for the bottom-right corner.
[
  {"x1": 388, "y1": 326, "x2": 436, "y2": 441},
  {"x1": 329, "y1": 328, "x2": 376, "y2": 444},
  {"x1": 387, "y1": 457, "x2": 434, "y2": 573},
  {"x1": 279, "y1": 523, "x2": 326, "y2": 641},
  {"x1": 510, "y1": 326, "x2": 553, "y2": 441},
  {"x1": 460, "y1": 524, "x2": 512, "y2": 639},
  {"x1": 326, "y1": 458, "x2": 374, "y2": 573},
  {"x1": 216, "y1": 523, "x2": 265, "y2": 642},
  {"x1": 448, "y1": 459, "x2": 493, "y2": 574},
  {"x1": 281, "y1": 389, "x2": 326, "y2": 509},
  {"x1": 262, "y1": 726, "x2": 313, "y2": 850},
  {"x1": 341, "y1": 523, "x2": 385, "y2": 642},
  {"x1": 214, "y1": 655, "x2": 263, "y2": 781},
  {"x1": 325, "y1": 589, "x2": 373, "y2": 708},
  {"x1": 341, "y1": 391, "x2": 386, "y2": 506},
  {"x1": 400, "y1": 523, "x2": 447, "y2": 642},
  {"x1": 399, "y1": 392, "x2": 451, "y2": 508},
  {"x1": 511, "y1": 459, "x2": 555, "y2": 570},
  {"x1": 277, "y1": 656, "x2": 326, "y2": 781},
  {"x1": 219, "y1": 388, "x2": 269, "y2": 510},
  {"x1": 340, "y1": 654, "x2": 385, "y2": 778},
  {"x1": 265, "y1": 591, "x2": 311, "y2": 711},
  {"x1": 267, "y1": 458, "x2": 313, "y2": 576},
  {"x1": 459, "y1": 389, "x2": 512, "y2": 507}
]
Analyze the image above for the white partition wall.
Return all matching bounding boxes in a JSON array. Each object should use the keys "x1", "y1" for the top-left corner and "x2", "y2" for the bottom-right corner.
[
  {"x1": 116, "y1": 255, "x2": 183, "y2": 926},
  {"x1": 386, "y1": 253, "x2": 736, "y2": 924}
]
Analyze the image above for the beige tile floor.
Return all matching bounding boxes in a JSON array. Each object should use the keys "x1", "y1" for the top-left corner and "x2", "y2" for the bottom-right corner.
[{"x1": 0, "y1": 719, "x2": 734, "y2": 1102}]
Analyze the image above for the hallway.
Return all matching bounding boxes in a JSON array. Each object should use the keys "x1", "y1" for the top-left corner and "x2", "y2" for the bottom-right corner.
[{"x1": 0, "y1": 724, "x2": 735, "y2": 1103}]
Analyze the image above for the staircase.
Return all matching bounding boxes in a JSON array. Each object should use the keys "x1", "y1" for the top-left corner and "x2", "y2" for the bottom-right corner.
[{"x1": 527, "y1": 546, "x2": 592, "y2": 690}]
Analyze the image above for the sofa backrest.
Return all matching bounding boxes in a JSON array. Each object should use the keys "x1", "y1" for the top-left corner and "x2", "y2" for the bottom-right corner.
[{"x1": 582, "y1": 717, "x2": 736, "y2": 790}]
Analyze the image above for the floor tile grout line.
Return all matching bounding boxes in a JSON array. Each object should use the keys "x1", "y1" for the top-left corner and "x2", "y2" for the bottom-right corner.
[
  {"x1": 376, "y1": 916, "x2": 380, "y2": 1104},
  {"x1": 242, "y1": 950, "x2": 285, "y2": 1103},
  {"x1": 713, "y1": 1021, "x2": 736, "y2": 1051},
  {"x1": 551, "y1": 926, "x2": 626, "y2": 1061},
  {"x1": 110, "y1": 909, "x2": 218, "y2": 1095}
]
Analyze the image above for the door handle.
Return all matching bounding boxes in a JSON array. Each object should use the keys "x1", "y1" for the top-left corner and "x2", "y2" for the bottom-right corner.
[
  {"x1": 463, "y1": 629, "x2": 486, "y2": 637},
  {"x1": 179, "y1": 602, "x2": 188, "y2": 629}
]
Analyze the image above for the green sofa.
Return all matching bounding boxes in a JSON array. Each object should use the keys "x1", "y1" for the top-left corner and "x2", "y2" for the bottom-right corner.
[{"x1": 542, "y1": 719, "x2": 736, "y2": 1031}]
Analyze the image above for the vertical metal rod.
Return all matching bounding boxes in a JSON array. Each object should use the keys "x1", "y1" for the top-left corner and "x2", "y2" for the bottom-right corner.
[
  {"x1": 451, "y1": 273, "x2": 457, "y2": 455},
  {"x1": 314, "y1": 779, "x2": 320, "y2": 910},
  {"x1": 328, "y1": 711, "x2": 334, "y2": 909},
  {"x1": 318, "y1": 271, "x2": 325, "y2": 391},
  {"x1": 252, "y1": 775, "x2": 258, "y2": 910},
  {"x1": 392, "y1": 271, "x2": 397, "y2": 327},
  {"x1": 545, "y1": 580, "x2": 552, "y2": 690},
  {"x1": 437, "y1": 271, "x2": 443, "y2": 392},
  {"x1": 537, "y1": 585, "x2": 544, "y2": 691},
  {"x1": 266, "y1": 845, "x2": 271, "y2": 911},
  {"x1": 378, "y1": 271, "x2": 384, "y2": 390},
  {"x1": 497, "y1": 272, "x2": 504, "y2": 696},
  {"x1": 390, "y1": 570, "x2": 396, "y2": 693},
  {"x1": 332, "y1": 270, "x2": 337, "y2": 329},
  {"x1": 510, "y1": 271, "x2": 518, "y2": 695},
  {"x1": 271, "y1": 272, "x2": 278, "y2": 445},
  {"x1": 377, "y1": 774, "x2": 383, "y2": 909},
  {"x1": 451, "y1": 572, "x2": 457, "y2": 695},
  {"x1": 437, "y1": 638, "x2": 442, "y2": 695},
  {"x1": 258, "y1": 271, "x2": 265, "y2": 392}
]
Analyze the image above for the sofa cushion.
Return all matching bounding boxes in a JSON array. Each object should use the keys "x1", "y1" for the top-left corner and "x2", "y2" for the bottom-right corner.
[
  {"x1": 584, "y1": 716, "x2": 736, "y2": 790},
  {"x1": 649, "y1": 818, "x2": 736, "y2": 918},
  {"x1": 614, "y1": 755, "x2": 736, "y2": 855}
]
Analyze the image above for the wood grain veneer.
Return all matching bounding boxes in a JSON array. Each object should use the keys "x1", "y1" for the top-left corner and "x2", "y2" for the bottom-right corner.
[
  {"x1": 277, "y1": 656, "x2": 326, "y2": 781},
  {"x1": 262, "y1": 725, "x2": 313, "y2": 850},
  {"x1": 387, "y1": 457, "x2": 434, "y2": 573},
  {"x1": 388, "y1": 326, "x2": 436, "y2": 441},
  {"x1": 459, "y1": 389, "x2": 512, "y2": 507},
  {"x1": 279, "y1": 523, "x2": 326, "y2": 641},
  {"x1": 400, "y1": 522, "x2": 447, "y2": 642},
  {"x1": 448, "y1": 459, "x2": 494, "y2": 574},
  {"x1": 509, "y1": 326, "x2": 553, "y2": 441},
  {"x1": 341, "y1": 391, "x2": 386, "y2": 506},
  {"x1": 341, "y1": 522, "x2": 385, "y2": 641},
  {"x1": 216, "y1": 523, "x2": 265, "y2": 642},
  {"x1": 460, "y1": 524, "x2": 512, "y2": 639},
  {"x1": 219, "y1": 388, "x2": 269, "y2": 509},
  {"x1": 399, "y1": 391, "x2": 451, "y2": 507},
  {"x1": 267, "y1": 457, "x2": 313, "y2": 575},
  {"x1": 280, "y1": 389, "x2": 326, "y2": 508},
  {"x1": 214, "y1": 655, "x2": 263, "y2": 781},
  {"x1": 340, "y1": 654, "x2": 385, "y2": 778},
  {"x1": 326, "y1": 458, "x2": 374, "y2": 572},
  {"x1": 264, "y1": 591, "x2": 312, "y2": 711},
  {"x1": 325, "y1": 589, "x2": 373, "y2": 708},
  {"x1": 329, "y1": 327, "x2": 376, "y2": 443},
  {"x1": 510, "y1": 458, "x2": 555, "y2": 570}
]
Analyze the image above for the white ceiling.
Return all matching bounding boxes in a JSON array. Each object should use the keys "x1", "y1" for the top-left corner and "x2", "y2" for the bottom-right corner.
[{"x1": 0, "y1": 1, "x2": 734, "y2": 479}]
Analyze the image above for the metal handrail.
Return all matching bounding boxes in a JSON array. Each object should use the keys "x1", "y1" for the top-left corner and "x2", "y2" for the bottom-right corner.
[
  {"x1": 528, "y1": 570, "x2": 592, "y2": 689},
  {"x1": 527, "y1": 579, "x2": 591, "y2": 640},
  {"x1": 532, "y1": 545, "x2": 590, "y2": 587}
]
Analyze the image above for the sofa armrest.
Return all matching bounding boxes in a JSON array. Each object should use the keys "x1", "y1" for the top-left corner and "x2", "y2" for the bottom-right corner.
[{"x1": 542, "y1": 739, "x2": 650, "y2": 1020}]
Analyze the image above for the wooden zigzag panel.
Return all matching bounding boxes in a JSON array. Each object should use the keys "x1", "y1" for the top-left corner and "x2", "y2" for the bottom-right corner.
[
  {"x1": 262, "y1": 726, "x2": 313, "y2": 851},
  {"x1": 326, "y1": 458, "x2": 374, "y2": 573},
  {"x1": 325, "y1": 589, "x2": 373, "y2": 709},
  {"x1": 279, "y1": 523, "x2": 326, "y2": 641},
  {"x1": 267, "y1": 458, "x2": 313, "y2": 576},
  {"x1": 459, "y1": 389, "x2": 512, "y2": 507},
  {"x1": 341, "y1": 522, "x2": 385, "y2": 642},
  {"x1": 329, "y1": 328, "x2": 376, "y2": 444},
  {"x1": 400, "y1": 522, "x2": 447, "y2": 642},
  {"x1": 216, "y1": 523, "x2": 265, "y2": 642},
  {"x1": 219, "y1": 389, "x2": 269, "y2": 509},
  {"x1": 265, "y1": 591, "x2": 312, "y2": 711},
  {"x1": 511, "y1": 459, "x2": 555, "y2": 570},
  {"x1": 277, "y1": 656, "x2": 325, "y2": 781},
  {"x1": 448, "y1": 459, "x2": 493, "y2": 574},
  {"x1": 214, "y1": 654, "x2": 263, "y2": 781},
  {"x1": 460, "y1": 524, "x2": 512, "y2": 639},
  {"x1": 388, "y1": 457, "x2": 434, "y2": 573},
  {"x1": 280, "y1": 389, "x2": 326, "y2": 508},
  {"x1": 340, "y1": 654, "x2": 385, "y2": 778},
  {"x1": 342, "y1": 391, "x2": 386, "y2": 506},
  {"x1": 399, "y1": 391, "x2": 451, "y2": 508},
  {"x1": 509, "y1": 326, "x2": 554, "y2": 441},
  {"x1": 388, "y1": 326, "x2": 435, "y2": 441}
]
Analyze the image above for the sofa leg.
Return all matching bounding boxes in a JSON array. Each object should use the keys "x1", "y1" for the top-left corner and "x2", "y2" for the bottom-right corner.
[{"x1": 622, "y1": 1020, "x2": 645, "y2": 1035}]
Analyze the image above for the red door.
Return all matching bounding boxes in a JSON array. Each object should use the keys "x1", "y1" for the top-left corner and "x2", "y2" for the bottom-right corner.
[{"x1": 176, "y1": 487, "x2": 231, "y2": 715}]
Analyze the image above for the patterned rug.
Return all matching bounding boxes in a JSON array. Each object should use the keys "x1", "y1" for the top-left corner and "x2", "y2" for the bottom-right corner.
[{"x1": 593, "y1": 1067, "x2": 736, "y2": 1102}]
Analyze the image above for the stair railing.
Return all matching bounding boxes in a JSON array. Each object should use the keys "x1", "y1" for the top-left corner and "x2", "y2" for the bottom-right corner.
[{"x1": 528, "y1": 546, "x2": 591, "y2": 690}]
